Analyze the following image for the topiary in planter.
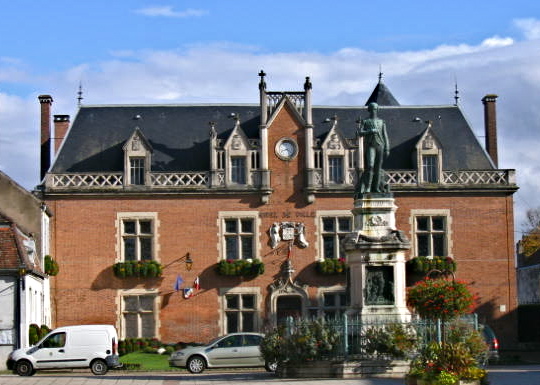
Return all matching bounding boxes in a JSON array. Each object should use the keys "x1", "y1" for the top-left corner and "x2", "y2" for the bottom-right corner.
[
  {"x1": 113, "y1": 260, "x2": 163, "y2": 278},
  {"x1": 44, "y1": 255, "x2": 59, "y2": 276},
  {"x1": 316, "y1": 258, "x2": 347, "y2": 274},
  {"x1": 216, "y1": 259, "x2": 264, "y2": 276}
]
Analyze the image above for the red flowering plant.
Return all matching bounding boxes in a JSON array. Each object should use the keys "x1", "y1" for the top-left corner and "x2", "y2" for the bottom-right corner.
[{"x1": 406, "y1": 277, "x2": 476, "y2": 321}]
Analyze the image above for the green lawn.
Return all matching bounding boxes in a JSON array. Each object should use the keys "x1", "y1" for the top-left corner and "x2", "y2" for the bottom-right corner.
[{"x1": 119, "y1": 352, "x2": 183, "y2": 371}]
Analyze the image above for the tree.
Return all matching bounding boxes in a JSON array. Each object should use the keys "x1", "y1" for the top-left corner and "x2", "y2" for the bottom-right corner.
[{"x1": 520, "y1": 208, "x2": 540, "y2": 257}]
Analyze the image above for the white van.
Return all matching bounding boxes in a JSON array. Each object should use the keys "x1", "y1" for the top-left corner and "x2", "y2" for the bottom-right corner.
[{"x1": 7, "y1": 325, "x2": 120, "y2": 376}]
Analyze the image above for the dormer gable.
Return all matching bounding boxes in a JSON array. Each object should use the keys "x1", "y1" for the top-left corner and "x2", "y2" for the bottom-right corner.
[
  {"x1": 414, "y1": 123, "x2": 443, "y2": 184},
  {"x1": 321, "y1": 117, "x2": 348, "y2": 154},
  {"x1": 223, "y1": 119, "x2": 250, "y2": 154},
  {"x1": 265, "y1": 94, "x2": 306, "y2": 129},
  {"x1": 123, "y1": 127, "x2": 153, "y2": 155},
  {"x1": 123, "y1": 127, "x2": 153, "y2": 186}
]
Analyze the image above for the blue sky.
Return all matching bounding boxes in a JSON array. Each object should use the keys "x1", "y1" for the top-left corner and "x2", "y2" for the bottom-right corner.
[{"x1": 1, "y1": 1, "x2": 540, "y2": 231}]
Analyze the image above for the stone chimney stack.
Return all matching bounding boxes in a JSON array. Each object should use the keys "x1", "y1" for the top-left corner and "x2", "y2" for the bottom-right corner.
[
  {"x1": 482, "y1": 94, "x2": 499, "y2": 167},
  {"x1": 53, "y1": 115, "x2": 70, "y2": 155},
  {"x1": 39, "y1": 95, "x2": 53, "y2": 180}
]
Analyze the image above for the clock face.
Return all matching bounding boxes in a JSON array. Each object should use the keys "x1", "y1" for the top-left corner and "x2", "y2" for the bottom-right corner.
[{"x1": 276, "y1": 139, "x2": 297, "y2": 160}]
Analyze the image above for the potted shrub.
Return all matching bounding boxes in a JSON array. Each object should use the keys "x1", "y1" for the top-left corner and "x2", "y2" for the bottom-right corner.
[
  {"x1": 113, "y1": 260, "x2": 163, "y2": 278},
  {"x1": 216, "y1": 259, "x2": 264, "y2": 277},
  {"x1": 316, "y1": 258, "x2": 347, "y2": 275},
  {"x1": 44, "y1": 255, "x2": 59, "y2": 276}
]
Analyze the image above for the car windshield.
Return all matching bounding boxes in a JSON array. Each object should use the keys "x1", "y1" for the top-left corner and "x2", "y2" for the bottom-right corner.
[{"x1": 206, "y1": 336, "x2": 223, "y2": 346}]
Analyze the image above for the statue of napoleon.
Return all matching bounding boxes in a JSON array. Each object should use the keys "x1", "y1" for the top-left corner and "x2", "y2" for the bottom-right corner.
[{"x1": 355, "y1": 102, "x2": 390, "y2": 198}]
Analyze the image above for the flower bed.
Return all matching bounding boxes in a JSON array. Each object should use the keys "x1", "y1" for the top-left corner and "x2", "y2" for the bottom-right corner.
[
  {"x1": 216, "y1": 259, "x2": 264, "y2": 276},
  {"x1": 316, "y1": 258, "x2": 347, "y2": 274},
  {"x1": 113, "y1": 260, "x2": 163, "y2": 278}
]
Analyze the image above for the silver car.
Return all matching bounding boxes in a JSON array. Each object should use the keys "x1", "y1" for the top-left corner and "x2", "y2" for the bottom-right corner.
[{"x1": 169, "y1": 332, "x2": 276, "y2": 374}]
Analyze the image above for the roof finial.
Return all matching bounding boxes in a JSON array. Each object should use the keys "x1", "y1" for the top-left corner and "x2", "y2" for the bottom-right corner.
[
  {"x1": 378, "y1": 65, "x2": 383, "y2": 83},
  {"x1": 77, "y1": 81, "x2": 84, "y2": 107},
  {"x1": 454, "y1": 77, "x2": 460, "y2": 106},
  {"x1": 258, "y1": 70, "x2": 266, "y2": 90}
]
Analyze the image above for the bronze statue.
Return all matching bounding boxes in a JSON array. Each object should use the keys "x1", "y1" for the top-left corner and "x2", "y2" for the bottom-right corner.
[{"x1": 355, "y1": 102, "x2": 390, "y2": 196}]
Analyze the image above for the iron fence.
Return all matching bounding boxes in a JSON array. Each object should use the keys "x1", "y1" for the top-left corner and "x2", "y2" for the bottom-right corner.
[{"x1": 283, "y1": 314, "x2": 479, "y2": 361}]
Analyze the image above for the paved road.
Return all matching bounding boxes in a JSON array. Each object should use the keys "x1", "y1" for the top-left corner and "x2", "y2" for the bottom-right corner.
[{"x1": 1, "y1": 366, "x2": 540, "y2": 385}]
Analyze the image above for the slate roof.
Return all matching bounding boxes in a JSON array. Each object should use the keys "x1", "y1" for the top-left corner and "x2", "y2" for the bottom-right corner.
[
  {"x1": 0, "y1": 214, "x2": 33, "y2": 271},
  {"x1": 365, "y1": 81, "x2": 400, "y2": 106},
  {"x1": 50, "y1": 85, "x2": 494, "y2": 174}
]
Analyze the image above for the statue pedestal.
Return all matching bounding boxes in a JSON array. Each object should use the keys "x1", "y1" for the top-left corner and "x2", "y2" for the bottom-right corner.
[{"x1": 343, "y1": 193, "x2": 411, "y2": 322}]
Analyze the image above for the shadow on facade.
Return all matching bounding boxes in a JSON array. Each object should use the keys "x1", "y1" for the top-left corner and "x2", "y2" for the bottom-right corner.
[{"x1": 90, "y1": 265, "x2": 164, "y2": 291}]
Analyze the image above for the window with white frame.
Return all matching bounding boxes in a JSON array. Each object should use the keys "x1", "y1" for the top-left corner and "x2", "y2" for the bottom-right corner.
[
  {"x1": 422, "y1": 155, "x2": 438, "y2": 183},
  {"x1": 231, "y1": 157, "x2": 246, "y2": 184},
  {"x1": 121, "y1": 293, "x2": 157, "y2": 338},
  {"x1": 328, "y1": 156, "x2": 344, "y2": 183},
  {"x1": 129, "y1": 157, "x2": 145, "y2": 185},
  {"x1": 223, "y1": 292, "x2": 259, "y2": 333},
  {"x1": 223, "y1": 217, "x2": 255, "y2": 260},
  {"x1": 320, "y1": 214, "x2": 353, "y2": 259},
  {"x1": 118, "y1": 213, "x2": 158, "y2": 262},
  {"x1": 414, "y1": 215, "x2": 447, "y2": 257}
]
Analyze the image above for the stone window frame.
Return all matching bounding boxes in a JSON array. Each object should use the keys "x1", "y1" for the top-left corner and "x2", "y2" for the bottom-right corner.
[
  {"x1": 416, "y1": 131, "x2": 443, "y2": 185},
  {"x1": 218, "y1": 287, "x2": 262, "y2": 335},
  {"x1": 310, "y1": 286, "x2": 347, "y2": 319},
  {"x1": 409, "y1": 209, "x2": 453, "y2": 258},
  {"x1": 129, "y1": 157, "x2": 146, "y2": 185},
  {"x1": 123, "y1": 130, "x2": 152, "y2": 186},
  {"x1": 117, "y1": 289, "x2": 160, "y2": 340},
  {"x1": 116, "y1": 212, "x2": 160, "y2": 263},
  {"x1": 217, "y1": 211, "x2": 260, "y2": 261},
  {"x1": 315, "y1": 210, "x2": 354, "y2": 261}
]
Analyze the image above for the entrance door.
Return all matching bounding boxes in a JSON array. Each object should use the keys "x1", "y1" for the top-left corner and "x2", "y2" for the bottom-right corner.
[{"x1": 276, "y1": 295, "x2": 302, "y2": 325}]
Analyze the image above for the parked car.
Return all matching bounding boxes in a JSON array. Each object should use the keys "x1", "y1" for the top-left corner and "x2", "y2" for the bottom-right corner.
[
  {"x1": 7, "y1": 325, "x2": 120, "y2": 376},
  {"x1": 481, "y1": 324, "x2": 500, "y2": 362},
  {"x1": 169, "y1": 332, "x2": 276, "y2": 374}
]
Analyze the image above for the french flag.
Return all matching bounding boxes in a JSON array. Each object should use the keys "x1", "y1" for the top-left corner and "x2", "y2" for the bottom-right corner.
[
  {"x1": 183, "y1": 288, "x2": 194, "y2": 299},
  {"x1": 194, "y1": 276, "x2": 200, "y2": 291}
]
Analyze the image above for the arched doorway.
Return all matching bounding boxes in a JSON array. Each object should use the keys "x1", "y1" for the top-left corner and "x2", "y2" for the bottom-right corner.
[{"x1": 276, "y1": 295, "x2": 302, "y2": 325}]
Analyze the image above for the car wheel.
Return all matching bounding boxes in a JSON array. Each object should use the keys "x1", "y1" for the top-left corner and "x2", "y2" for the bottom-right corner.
[
  {"x1": 187, "y1": 355, "x2": 206, "y2": 374},
  {"x1": 265, "y1": 361, "x2": 278, "y2": 372},
  {"x1": 15, "y1": 360, "x2": 35, "y2": 376},
  {"x1": 90, "y1": 359, "x2": 108, "y2": 375}
]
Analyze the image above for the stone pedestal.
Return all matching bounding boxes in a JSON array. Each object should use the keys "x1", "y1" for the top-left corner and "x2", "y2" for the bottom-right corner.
[{"x1": 343, "y1": 193, "x2": 411, "y2": 322}]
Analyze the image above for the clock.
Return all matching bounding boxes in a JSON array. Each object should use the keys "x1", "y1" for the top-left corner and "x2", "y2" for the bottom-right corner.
[{"x1": 275, "y1": 138, "x2": 298, "y2": 160}]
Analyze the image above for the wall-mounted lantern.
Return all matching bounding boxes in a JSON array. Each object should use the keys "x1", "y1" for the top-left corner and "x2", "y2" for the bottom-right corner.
[{"x1": 185, "y1": 253, "x2": 193, "y2": 271}]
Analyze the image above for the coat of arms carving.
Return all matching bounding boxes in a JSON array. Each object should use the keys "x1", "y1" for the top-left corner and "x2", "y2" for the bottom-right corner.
[{"x1": 269, "y1": 222, "x2": 309, "y2": 249}]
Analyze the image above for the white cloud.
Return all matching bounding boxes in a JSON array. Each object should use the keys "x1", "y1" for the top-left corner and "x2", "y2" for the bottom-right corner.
[
  {"x1": 481, "y1": 36, "x2": 514, "y2": 48},
  {"x1": 2, "y1": 37, "x2": 540, "y2": 229},
  {"x1": 514, "y1": 18, "x2": 540, "y2": 40},
  {"x1": 134, "y1": 6, "x2": 207, "y2": 18}
]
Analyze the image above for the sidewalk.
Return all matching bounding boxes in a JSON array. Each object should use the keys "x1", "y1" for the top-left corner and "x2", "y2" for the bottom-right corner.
[{"x1": 0, "y1": 371, "x2": 406, "y2": 385}]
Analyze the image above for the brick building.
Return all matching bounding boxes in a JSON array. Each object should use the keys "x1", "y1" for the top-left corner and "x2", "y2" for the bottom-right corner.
[{"x1": 38, "y1": 73, "x2": 518, "y2": 347}]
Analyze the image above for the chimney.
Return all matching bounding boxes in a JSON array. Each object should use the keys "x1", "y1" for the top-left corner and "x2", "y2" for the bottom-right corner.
[
  {"x1": 53, "y1": 115, "x2": 70, "y2": 155},
  {"x1": 482, "y1": 94, "x2": 498, "y2": 167},
  {"x1": 38, "y1": 95, "x2": 53, "y2": 180}
]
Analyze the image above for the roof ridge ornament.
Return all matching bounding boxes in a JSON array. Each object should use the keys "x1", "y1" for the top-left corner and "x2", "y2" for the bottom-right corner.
[{"x1": 258, "y1": 70, "x2": 266, "y2": 90}]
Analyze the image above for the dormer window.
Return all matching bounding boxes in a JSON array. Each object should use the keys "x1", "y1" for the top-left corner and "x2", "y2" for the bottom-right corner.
[
  {"x1": 422, "y1": 155, "x2": 438, "y2": 183},
  {"x1": 231, "y1": 157, "x2": 247, "y2": 184},
  {"x1": 123, "y1": 127, "x2": 153, "y2": 187},
  {"x1": 328, "y1": 156, "x2": 344, "y2": 184},
  {"x1": 130, "y1": 158, "x2": 145, "y2": 185},
  {"x1": 415, "y1": 129, "x2": 442, "y2": 185}
]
